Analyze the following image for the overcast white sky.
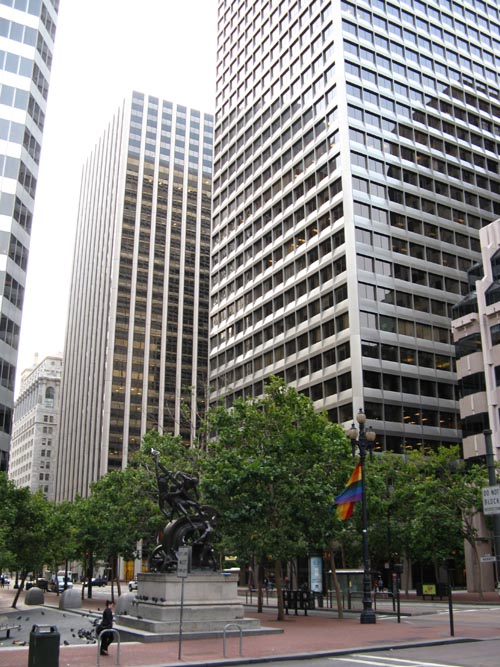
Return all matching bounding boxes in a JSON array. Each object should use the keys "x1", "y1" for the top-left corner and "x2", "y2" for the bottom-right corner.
[{"x1": 15, "y1": 0, "x2": 218, "y2": 392}]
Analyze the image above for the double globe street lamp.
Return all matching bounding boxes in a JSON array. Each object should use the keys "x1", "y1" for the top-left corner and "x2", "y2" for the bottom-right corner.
[{"x1": 347, "y1": 409, "x2": 377, "y2": 624}]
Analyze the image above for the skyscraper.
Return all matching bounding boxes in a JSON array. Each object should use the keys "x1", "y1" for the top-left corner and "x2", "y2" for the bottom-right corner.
[
  {"x1": 9, "y1": 353, "x2": 62, "y2": 499},
  {"x1": 0, "y1": 0, "x2": 58, "y2": 470},
  {"x1": 452, "y1": 218, "x2": 499, "y2": 461},
  {"x1": 209, "y1": 0, "x2": 500, "y2": 453},
  {"x1": 55, "y1": 92, "x2": 213, "y2": 501}
]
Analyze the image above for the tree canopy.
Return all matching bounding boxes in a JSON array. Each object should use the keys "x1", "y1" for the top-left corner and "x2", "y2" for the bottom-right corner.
[{"x1": 202, "y1": 377, "x2": 351, "y2": 618}]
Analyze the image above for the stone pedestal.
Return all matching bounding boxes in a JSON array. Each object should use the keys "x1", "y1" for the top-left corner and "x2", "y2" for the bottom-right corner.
[{"x1": 116, "y1": 571, "x2": 273, "y2": 642}]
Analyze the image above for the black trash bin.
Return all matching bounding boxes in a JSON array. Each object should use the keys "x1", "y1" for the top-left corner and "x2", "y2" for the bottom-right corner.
[{"x1": 28, "y1": 624, "x2": 60, "y2": 667}]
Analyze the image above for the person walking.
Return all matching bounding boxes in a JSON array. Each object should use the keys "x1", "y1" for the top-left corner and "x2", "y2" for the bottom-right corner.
[{"x1": 98, "y1": 600, "x2": 114, "y2": 656}]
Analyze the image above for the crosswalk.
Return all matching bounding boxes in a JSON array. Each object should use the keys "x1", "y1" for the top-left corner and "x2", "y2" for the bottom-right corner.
[{"x1": 329, "y1": 655, "x2": 465, "y2": 667}]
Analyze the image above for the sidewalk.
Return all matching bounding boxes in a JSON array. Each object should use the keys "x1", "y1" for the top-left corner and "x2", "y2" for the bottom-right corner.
[{"x1": 1, "y1": 586, "x2": 500, "y2": 667}]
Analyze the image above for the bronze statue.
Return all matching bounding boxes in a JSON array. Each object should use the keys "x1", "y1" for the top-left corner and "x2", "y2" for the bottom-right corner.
[{"x1": 149, "y1": 449, "x2": 217, "y2": 572}]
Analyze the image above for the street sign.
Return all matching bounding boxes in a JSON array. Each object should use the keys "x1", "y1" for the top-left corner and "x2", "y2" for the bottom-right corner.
[
  {"x1": 482, "y1": 485, "x2": 500, "y2": 515},
  {"x1": 177, "y1": 546, "x2": 192, "y2": 578},
  {"x1": 480, "y1": 555, "x2": 497, "y2": 563}
]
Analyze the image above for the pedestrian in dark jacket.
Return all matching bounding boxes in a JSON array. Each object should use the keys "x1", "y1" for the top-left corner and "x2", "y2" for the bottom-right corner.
[{"x1": 99, "y1": 600, "x2": 114, "y2": 655}]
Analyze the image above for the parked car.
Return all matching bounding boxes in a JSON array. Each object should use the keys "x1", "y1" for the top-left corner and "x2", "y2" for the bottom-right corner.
[
  {"x1": 0, "y1": 574, "x2": 10, "y2": 586},
  {"x1": 48, "y1": 572, "x2": 73, "y2": 593},
  {"x1": 91, "y1": 576, "x2": 108, "y2": 587},
  {"x1": 128, "y1": 577, "x2": 138, "y2": 591}
]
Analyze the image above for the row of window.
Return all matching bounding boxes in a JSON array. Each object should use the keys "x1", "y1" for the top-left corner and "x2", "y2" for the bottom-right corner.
[
  {"x1": 0, "y1": 314, "x2": 20, "y2": 349},
  {"x1": 359, "y1": 282, "x2": 453, "y2": 320},
  {"x1": 212, "y1": 282, "x2": 348, "y2": 368},
  {"x1": 9, "y1": 235, "x2": 28, "y2": 271},
  {"x1": 344, "y1": 0, "x2": 500, "y2": 54},
  {"x1": 364, "y1": 370, "x2": 457, "y2": 401},
  {"x1": 350, "y1": 124, "x2": 498, "y2": 189},
  {"x1": 348, "y1": 61, "x2": 500, "y2": 132},
  {"x1": 3, "y1": 273, "x2": 24, "y2": 309},
  {"x1": 344, "y1": 17, "x2": 499, "y2": 76},
  {"x1": 18, "y1": 161, "x2": 36, "y2": 199},
  {"x1": 0, "y1": 0, "x2": 57, "y2": 16},
  {"x1": 349, "y1": 109, "x2": 500, "y2": 189},
  {"x1": 388, "y1": 183, "x2": 499, "y2": 220},
  {"x1": 32, "y1": 62, "x2": 48, "y2": 100},
  {"x1": 354, "y1": 170, "x2": 499, "y2": 219},
  {"x1": 356, "y1": 227, "x2": 473, "y2": 273},
  {"x1": 212, "y1": 294, "x2": 349, "y2": 357},
  {"x1": 28, "y1": 93, "x2": 45, "y2": 132},
  {"x1": 358, "y1": 255, "x2": 468, "y2": 297},
  {"x1": 349, "y1": 93, "x2": 500, "y2": 164},
  {"x1": 387, "y1": 0, "x2": 497, "y2": 24},
  {"x1": 364, "y1": 400, "x2": 459, "y2": 430},
  {"x1": 0, "y1": 16, "x2": 36, "y2": 45},
  {"x1": 13, "y1": 195, "x2": 32, "y2": 234},
  {"x1": 388, "y1": 210, "x2": 485, "y2": 240},
  {"x1": 217, "y1": 343, "x2": 351, "y2": 391},
  {"x1": 345, "y1": 28, "x2": 498, "y2": 90},
  {"x1": 348, "y1": 84, "x2": 500, "y2": 152},
  {"x1": 360, "y1": 310, "x2": 454, "y2": 349},
  {"x1": 362, "y1": 339, "x2": 455, "y2": 373}
]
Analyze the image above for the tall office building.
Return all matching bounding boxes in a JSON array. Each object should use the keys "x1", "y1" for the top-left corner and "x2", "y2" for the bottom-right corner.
[
  {"x1": 451, "y1": 218, "x2": 500, "y2": 593},
  {"x1": 452, "y1": 218, "x2": 500, "y2": 461},
  {"x1": 209, "y1": 0, "x2": 500, "y2": 453},
  {"x1": 9, "y1": 353, "x2": 62, "y2": 499},
  {"x1": 0, "y1": 0, "x2": 58, "y2": 470},
  {"x1": 55, "y1": 92, "x2": 213, "y2": 501}
]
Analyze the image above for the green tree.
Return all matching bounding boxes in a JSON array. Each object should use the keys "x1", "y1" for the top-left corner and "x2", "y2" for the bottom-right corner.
[
  {"x1": 9, "y1": 487, "x2": 51, "y2": 607},
  {"x1": 202, "y1": 377, "x2": 349, "y2": 620},
  {"x1": 44, "y1": 500, "x2": 80, "y2": 592},
  {"x1": 0, "y1": 473, "x2": 17, "y2": 573},
  {"x1": 362, "y1": 446, "x2": 488, "y2": 594}
]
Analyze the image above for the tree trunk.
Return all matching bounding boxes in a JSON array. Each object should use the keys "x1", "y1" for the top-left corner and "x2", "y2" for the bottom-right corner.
[
  {"x1": 470, "y1": 541, "x2": 484, "y2": 600},
  {"x1": 257, "y1": 557, "x2": 264, "y2": 613},
  {"x1": 329, "y1": 543, "x2": 343, "y2": 619},
  {"x1": 275, "y1": 560, "x2": 285, "y2": 621},
  {"x1": 11, "y1": 572, "x2": 26, "y2": 608}
]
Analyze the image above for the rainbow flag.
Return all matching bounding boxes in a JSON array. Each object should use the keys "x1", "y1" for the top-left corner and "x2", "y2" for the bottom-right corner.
[{"x1": 334, "y1": 463, "x2": 362, "y2": 520}]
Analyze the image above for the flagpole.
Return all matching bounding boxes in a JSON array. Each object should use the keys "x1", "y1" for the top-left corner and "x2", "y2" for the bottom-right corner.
[{"x1": 347, "y1": 409, "x2": 376, "y2": 624}]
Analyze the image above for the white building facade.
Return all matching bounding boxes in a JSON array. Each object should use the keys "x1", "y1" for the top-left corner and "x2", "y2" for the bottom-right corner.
[
  {"x1": 9, "y1": 353, "x2": 62, "y2": 499},
  {"x1": 0, "y1": 0, "x2": 59, "y2": 471},
  {"x1": 210, "y1": 0, "x2": 500, "y2": 453},
  {"x1": 55, "y1": 92, "x2": 213, "y2": 501}
]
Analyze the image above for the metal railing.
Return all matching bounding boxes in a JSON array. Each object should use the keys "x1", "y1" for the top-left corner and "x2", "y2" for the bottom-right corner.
[{"x1": 97, "y1": 628, "x2": 121, "y2": 666}]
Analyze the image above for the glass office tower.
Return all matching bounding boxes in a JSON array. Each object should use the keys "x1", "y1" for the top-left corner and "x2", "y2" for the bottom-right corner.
[
  {"x1": 209, "y1": 0, "x2": 500, "y2": 453},
  {"x1": 0, "y1": 0, "x2": 58, "y2": 470},
  {"x1": 55, "y1": 92, "x2": 213, "y2": 500}
]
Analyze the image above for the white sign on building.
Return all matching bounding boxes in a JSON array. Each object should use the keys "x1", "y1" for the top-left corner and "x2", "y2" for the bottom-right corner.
[{"x1": 482, "y1": 485, "x2": 500, "y2": 515}]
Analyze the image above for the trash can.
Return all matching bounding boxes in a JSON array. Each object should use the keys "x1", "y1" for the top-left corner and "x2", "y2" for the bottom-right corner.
[{"x1": 28, "y1": 624, "x2": 60, "y2": 667}]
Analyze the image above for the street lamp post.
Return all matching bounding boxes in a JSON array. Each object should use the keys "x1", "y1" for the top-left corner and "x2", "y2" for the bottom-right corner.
[{"x1": 347, "y1": 409, "x2": 377, "y2": 624}]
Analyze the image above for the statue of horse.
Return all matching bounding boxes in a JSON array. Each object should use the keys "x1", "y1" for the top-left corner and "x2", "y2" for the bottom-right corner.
[{"x1": 148, "y1": 449, "x2": 217, "y2": 572}]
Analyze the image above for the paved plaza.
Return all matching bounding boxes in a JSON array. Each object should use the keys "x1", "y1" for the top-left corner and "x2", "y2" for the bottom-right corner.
[{"x1": 1, "y1": 586, "x2": 499, "y2": 667}]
